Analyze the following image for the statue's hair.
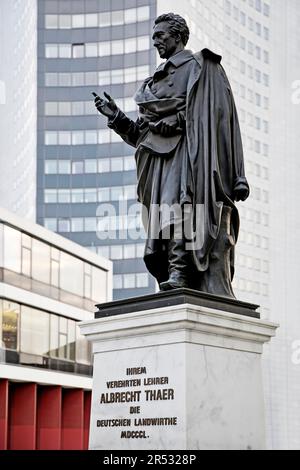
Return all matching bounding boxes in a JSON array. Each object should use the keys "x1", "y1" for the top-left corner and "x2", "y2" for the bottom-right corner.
[{"x1": 154, "y1": 13, "x2": 190, "y2": 46}]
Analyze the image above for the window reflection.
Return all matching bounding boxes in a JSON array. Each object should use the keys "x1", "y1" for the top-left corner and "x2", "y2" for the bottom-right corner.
[{"x1": 1, "y1": 300, "x2": 19, "y2": 350}]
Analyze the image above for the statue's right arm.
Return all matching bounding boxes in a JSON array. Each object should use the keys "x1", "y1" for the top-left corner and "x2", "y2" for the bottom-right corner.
[{"x1": 107, "y1": 110, "x2": 143, "y2": 148}]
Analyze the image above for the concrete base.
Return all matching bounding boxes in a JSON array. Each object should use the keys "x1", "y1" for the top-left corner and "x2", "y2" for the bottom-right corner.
[{"x1": 80, "y1": 292, "x2": 277, "y2": 450}]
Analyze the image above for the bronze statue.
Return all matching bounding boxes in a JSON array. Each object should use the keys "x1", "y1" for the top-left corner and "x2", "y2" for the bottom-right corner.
[{"x1": 93, "y1": 13, "x2": 249, "y2": 298}]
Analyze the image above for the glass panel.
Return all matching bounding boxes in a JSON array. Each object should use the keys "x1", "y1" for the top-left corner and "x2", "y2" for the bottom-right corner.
[
  {"x1": 45, "y1": 44, "x2": 58, "y2": 58},
  {"x1": 110, "y1": 245, "x2": 123, "y2": 259},
  {"x1": 58, "y1": 218, "x2": 70, "y2": 232},
  {"x1": 124, "y1": 8, "x2": 137, "y2": 24},
  {"x1": 84, "y1": 189, "x2": 97, "y2": 203},
  {"x1": 99, "y1": 12, "x2": 111, "y2": 27},
  {"x1": 112, "y1": 40, "x2": 124, "y2": 55},
  {"x1": 58, "y1": 131, "x2": 71, "y2": 145},
  {"x1": 99, "y1": 42, "x2": 110, "y2": 56},
  {"x1": 20, "y1": 306, "x2": 49, "y2": 356},
  {"x1": 72, "y1": 132, "x2": 84, "y2": 145},
  {"x1": 71, "y1": 189, "x2": 84, "y2": 203},
  {"x1": 85, "y1": 43, "x2": 98, "y2": 57},
  {"x1": 49, "y1": 314, "x2": 59, "y2": 357},
  {"x1": 136, "y1": 273, "x2": 148, "y2": 288},
  {"x1": 91, "y1": 266, "x2": 106, "y2": 301},
  {"x1": 111, "y1": 158, "x2": 123, "y2": 172},
  {"x1": 2, "y1": 301, "x2": 19, "y2": 350},
  {"x1": 85, "y1": 159, "x2": 97, "y2": 173},
  {"x1": 59, "y1": 15, "x2": 71, "y2": 29},
  {"x1": 137, "y1": 36, "x2": 149, "y2": 52},
  {"x1": 21, "y1": 247, "x2": 31, "y2": 276},
  {"x1": 111, "y1": 69, "x2": 123, "y2": 84},
  {"x1": 59, "y1": 44, "x2": 71, "y2": 58},
  {"x1": 124, "y1": 156, "x2": 135, "y2": 171},
  {"x1": 72, "y1": 101, "x2": 84, "y2": 115},
  {"x1": 137, "y1": 6, "x2": 150, "y2": 21},
  {"x1": 45, "y1": 73, "x2": 58, "y2": 86},
  {"x1": 84, "y1": 273, "x2": 91, "y2": 298},
  {"x1": 58, "y1": 189, "x2": 71, "y2": 203},
  {"x1": 44, "y1": 219, "x2": 57, "y2": 232},
  {"x1": 51, "y1": 259, "x2": 59, "y2": 287},
  {"x1": 85, "y1": 130, "x2": 97, "y2": 144},
  {"x1": 85, "y1": 218, "x2": 97, "y2": 232},
  {"x1": 45, "y1": 15, "x2": 58, "y2": 29},
  {"x1": 125, "y1": 38, "x2": 136, "y2": 54},
  {"x1": 124, "y1": 244, "x2": 135, "y2": 259},
  {"x1": 72, "y1": 160, "x2": 84, "y2": 173},
  {"x1": 44, "y1": 189, "x2": 57, "y2": 203},
  {"x1": 32, "y1": 239, "x2": 50, "y2": 284},
  {"x1": 99, "y1": 70, "x2": 110, "y2": 85},
  {"x1": 136, "y1": 244, "x2": 144, "y2": 258},
  {"x1": 72, "y1": 14, "x2": 84, "y2": 28},
  {"x1": 59, "y1": 73, "x2": 71, "y2": 87},
  {"x1": 86, "y1": 13, "x2": 98, "y2": 27},
  {"x1": 72, "y1": 72, "x2": 84, "y2": 86},
  {"x1": 98, "y1": 159, "x2": 110, "y2": 173},
  {"x1": 85, "y1": 72, "x2": 97, "y2": 86},
  {"x1": 98, "y1": 188, "x2": 109, "y2": 202},
  {"x1": 71, "y1": 218, "x2": 84, "y2": 232},
  {"x1": 111, "y1": 10, "x2": 124, "y2": 26},
  {"x1": 60, "y1": 252, "x2": 84, "y2": 296},
  {"x1": 124, "y1": 274, "x2": 135, "y2": 289},
  {"x1": 45, "y1": 132, "x2": 57, "y2": 145},
  {"x1": 58, "y1": 333, "x2": 68, "y2": 359},
  {"x1": 97, "y1": 246, "x2": 109, "y2": 258},
  {"x1": 72, "y1": 44, "x2": 85, "y2": 58},
  {"x1": 67, "y1": 320, "x2": 76, "y2": 361},
  {"x1": 58, "y1": 160, "x2": 71, "y2": 174},
  {"x1": 76, "y1": 324, "x2": 90, "y2": 364},
  {"x1": 58, "y1": 102, "x2": 71, "y2": 115},
  {"x1": 45, "y1": 102, "x2": 58, "y2": 115},
  {"x1": 113, "y1": 275, "x2": 122, "y2": 289},
  {"x1": 45, "y1": 160, "x2": 58, "y2": 174},
  {"x1": 111, "y1": 186, "x2": 123, "y2": 200},
  {"x1": 3, "y1": 226, "x2": 21, "y2": 273}
]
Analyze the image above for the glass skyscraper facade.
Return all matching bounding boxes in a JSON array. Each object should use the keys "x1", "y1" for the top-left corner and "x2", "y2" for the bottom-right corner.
[{"x1": 37, "y1": 0, "x2": 157, "y2": 300}]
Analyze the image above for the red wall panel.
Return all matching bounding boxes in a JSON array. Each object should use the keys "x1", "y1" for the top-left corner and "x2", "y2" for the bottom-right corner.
[
  {"x1": 37, "y1": 386, "x2": 62, "y2": 450},
  {"x1": 8, "y1": 383, "x2": 37, "y2": 450},
  {"x1": 0, "y1": 379, "x2": 9, "y2": 450},
  {"x1": 83, "y1": 391, "x2": 91, "y2": 450},
  {"x1": 61, "y1": 389, "x2": 84, "y2": 450}
]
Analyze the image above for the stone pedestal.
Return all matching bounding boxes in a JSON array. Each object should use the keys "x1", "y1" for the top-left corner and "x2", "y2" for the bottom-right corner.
[{"x1": 79, "y1": 289, "x2": 278, "y2": 450}]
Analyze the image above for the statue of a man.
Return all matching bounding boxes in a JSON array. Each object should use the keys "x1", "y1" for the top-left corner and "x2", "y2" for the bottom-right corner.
[{"x1": 94, "y1": 13, "x2": 249, "y2": 297}]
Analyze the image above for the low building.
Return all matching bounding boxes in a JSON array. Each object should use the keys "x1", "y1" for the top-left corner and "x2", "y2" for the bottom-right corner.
[{"x1": 0, "y1": 207, "x2": 112, "y2": 449}]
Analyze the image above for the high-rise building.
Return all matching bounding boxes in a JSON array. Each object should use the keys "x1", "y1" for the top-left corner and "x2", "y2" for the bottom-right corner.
[
  {"x1": 0, "y1": 207, "x2": 112, "y2": 449},
  {"x1": 0, "y1": 0, "x2": 37, "y2": 221},
  {"x1": 35, "y1": 0, "x2": 300, "y2": 448},
  {"x1": 37, "y1": 0, "x2": 158, "y2": 300}
]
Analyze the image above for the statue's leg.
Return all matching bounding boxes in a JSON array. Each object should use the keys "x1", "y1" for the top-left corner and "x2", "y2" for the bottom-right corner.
[
  {"x1": 200, "y1": 206, "x2": 236, "y2": 298},
  {"x1": 159, "y1": 226, "x2": 189, "y2": 291}
]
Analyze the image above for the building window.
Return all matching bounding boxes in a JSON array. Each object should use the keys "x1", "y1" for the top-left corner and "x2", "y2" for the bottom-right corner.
[
  {"x1": 58, "y1": 218, "x2": 70, "y2": 232},
  {"x1": 1, "y1": 301, "x2": 19, "y2": 351}
]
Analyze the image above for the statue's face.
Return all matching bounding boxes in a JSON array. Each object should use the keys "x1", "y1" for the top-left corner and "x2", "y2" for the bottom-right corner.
[{"x1": 152, "y1": 21, "x2": 181, "y2": 59}]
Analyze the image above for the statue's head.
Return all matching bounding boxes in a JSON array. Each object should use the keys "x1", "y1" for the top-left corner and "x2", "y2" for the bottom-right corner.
[{"x1": 152, "y1": 13, "x2": 190, "y2": 59}]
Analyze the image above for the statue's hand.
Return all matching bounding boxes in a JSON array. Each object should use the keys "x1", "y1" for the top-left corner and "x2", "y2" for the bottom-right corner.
[
  {"x1": 149, "y1": 116, "x2": 181, "y2": 137},
  {"x1": 93, "y1": 92, "x2": 118, "y2": 119},
  {"x1": 234, "y1": 183, "x2": 249, "y2": 202}
]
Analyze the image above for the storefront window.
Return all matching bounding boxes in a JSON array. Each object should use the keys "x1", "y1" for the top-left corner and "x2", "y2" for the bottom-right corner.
[
  {"x1": 1, "y1": 300, "x2": 19, "y2": 351},
  {"x1": 20, "y1": 306, "x2": 49, "y2": 356},
  {"x1": 4, "y1": 226, "x2": 21, "y2": 273},
  {"x1": 32, "y1": 239, "x2": 50, "y2": 285}
]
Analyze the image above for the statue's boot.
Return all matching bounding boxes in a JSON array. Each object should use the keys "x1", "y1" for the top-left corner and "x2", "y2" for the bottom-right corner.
[{"x1": 159, "y1": 237, "x2": 189, "y2": 290}]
